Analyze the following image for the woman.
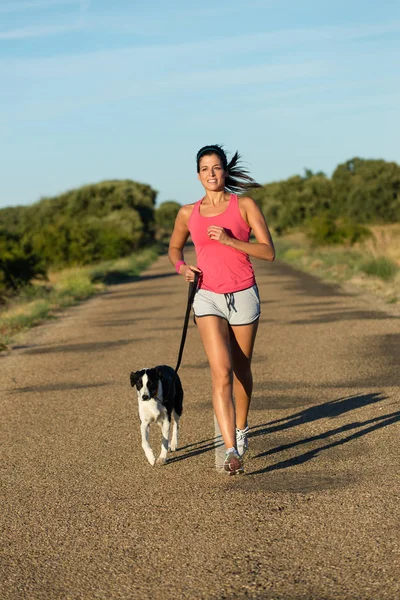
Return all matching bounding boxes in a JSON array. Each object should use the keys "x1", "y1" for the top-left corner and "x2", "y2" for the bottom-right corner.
[{"x1": 168, "y1": 144, "x2": 275, "y2": 475}]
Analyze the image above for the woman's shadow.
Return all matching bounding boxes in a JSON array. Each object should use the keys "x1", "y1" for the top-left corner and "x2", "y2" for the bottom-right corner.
[
  {"x1": 246, "y1": 391, "x2": 399, "y2": 475},
  {"x1": 168, "y1": 392, "x2": 400, "y2": 474}
]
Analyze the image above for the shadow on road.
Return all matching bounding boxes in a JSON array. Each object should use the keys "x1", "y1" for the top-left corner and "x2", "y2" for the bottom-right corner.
[
  {"x1": 21, "y1": 338, "x2": 138, "y2": 355},
  {"x1": 247, "y1": 392, "x2": 400, "y2": 475},
  {"x1": 11, "y1": 381, "x2": 113, "y2": 393},
  {"x1": 289, "y1": 309, "x2": 397, "y2": 325},
  {"x1": 98, "y1": 270, "x2": 176, "y2": 286},
  {"x1": 249, "y1": 409, "x2": 400, "y2": 475},
  {"x1": 273, "y1": 261, "x2": 347, "y2": 298},
  {"x1": 168, "y1": 392, "x2": 400, "y2": 475},
  {"x1": 167, "y1": 437, "x2": 223, "y2": 464},
  {"x1": 252, "y1": 392, "x2": 387, "y2": 428}
]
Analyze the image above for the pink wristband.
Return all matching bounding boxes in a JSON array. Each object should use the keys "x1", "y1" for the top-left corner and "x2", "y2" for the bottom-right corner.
[{"x1": 175, "y1": 260, "x2": 186, "y2": 274}]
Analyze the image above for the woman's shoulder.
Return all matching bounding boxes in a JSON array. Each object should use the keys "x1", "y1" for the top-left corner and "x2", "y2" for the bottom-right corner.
[
  {"x1": 177, "y1": 202, "x2": 197, "y2": 221},
  {"x1": 236, "y1": 195, "x2": 259, "y2": 223},
  {"x1": 176, "y1": 202, "x2": 197, "y2": 226},
  {"x1": 237, "y1": 195, "x2": 258, "y2": 208}
]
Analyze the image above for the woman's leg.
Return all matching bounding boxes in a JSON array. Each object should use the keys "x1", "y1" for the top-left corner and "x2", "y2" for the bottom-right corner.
[
  {"x1": 195, "y1": 316, "x2": 236, "y2": 449},
  {"x1": 229, "y1": 320, "x2": 259, "y2": 430}
]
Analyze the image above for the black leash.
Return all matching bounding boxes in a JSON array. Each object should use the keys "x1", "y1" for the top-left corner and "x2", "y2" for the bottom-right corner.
[{"x1": 174, "y1": 271, "x2": 200, "y2": 374}]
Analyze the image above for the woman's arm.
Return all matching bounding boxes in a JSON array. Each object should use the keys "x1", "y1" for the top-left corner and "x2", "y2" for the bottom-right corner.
[
  {"x1": 207, "y1": 197, "x2": 275, "y2": 261},
  {"x1": 168, "y1": 205, "x2": 201, "y2": 280}
]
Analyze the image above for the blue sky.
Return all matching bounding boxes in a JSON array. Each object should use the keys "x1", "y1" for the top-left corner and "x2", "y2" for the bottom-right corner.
[{"x1": 1, "y1": 0, "x2": 399, "y2": 209}]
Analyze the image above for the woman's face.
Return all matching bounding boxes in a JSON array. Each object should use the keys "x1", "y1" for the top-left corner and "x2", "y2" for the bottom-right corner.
[{"x1": 198, "y1": 153, "x2": 226, "y2": 192}]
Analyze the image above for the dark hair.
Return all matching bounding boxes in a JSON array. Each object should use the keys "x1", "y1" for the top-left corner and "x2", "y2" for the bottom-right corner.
[{"x1": 196, "y1": 144, "x2": 261, "y2": 194}]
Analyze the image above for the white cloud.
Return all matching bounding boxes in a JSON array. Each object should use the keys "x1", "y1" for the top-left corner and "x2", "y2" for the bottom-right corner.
[
  {"x1": 0, "y1": 16, "x2": 398, "y2": 123},
  {"x1": 0, "y1": 57, "x2": 331, "y2": 121},
  {"x1": 256, "y1": 92, "x2": 400, "y2": 119},
  {"x1": 0, "y1": 0, "x2": 80, "y2": 13},
  {"x1": 1, "y1": 18, "x2": 399, "y2": 76},
  {"x1": 0, "y1": 22, "x2": 84, "y2": 40},
  {"x1": 1, "y1": 12, "x2": 400, "y2": 44},
  {"x1": 155, "y1": 61, "x2": 329, "y2": 90}
]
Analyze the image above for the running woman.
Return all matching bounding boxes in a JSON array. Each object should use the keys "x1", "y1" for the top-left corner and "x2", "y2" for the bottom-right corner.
[{"x1": 168, "y1": 144, "x2": 275, "y2": 474}]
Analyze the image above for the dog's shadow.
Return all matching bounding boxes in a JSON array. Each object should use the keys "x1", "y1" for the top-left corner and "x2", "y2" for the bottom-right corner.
[
  {"x1": 167, "y1": 392, "x2": 400, "y2": 473},
  {"x1": 167, "y1": 436, "x2": 223, "y2": 464}
]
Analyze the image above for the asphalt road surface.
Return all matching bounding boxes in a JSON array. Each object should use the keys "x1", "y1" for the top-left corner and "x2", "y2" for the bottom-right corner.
[{"x1": 1, "y1": 251, "x2": 399, "y2": 600}]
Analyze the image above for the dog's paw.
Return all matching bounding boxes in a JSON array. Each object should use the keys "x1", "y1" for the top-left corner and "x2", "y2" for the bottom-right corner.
[
  {"x1": 156, "y1": 456, "x2": 168, "y2": 466},
  {"x1": 168, "y1": 444, "x2": 177, "y2": 452}
]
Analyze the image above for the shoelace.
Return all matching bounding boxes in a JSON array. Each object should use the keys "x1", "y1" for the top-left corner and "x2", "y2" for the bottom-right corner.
[{"x1": 236, "y1": 427, "x2": 249, "y2": 441}]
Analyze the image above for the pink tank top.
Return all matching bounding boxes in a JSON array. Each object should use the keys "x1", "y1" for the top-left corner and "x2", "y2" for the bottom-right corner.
[{"x1": 188, "y1": 194, "x2": 256, "y2": 293}]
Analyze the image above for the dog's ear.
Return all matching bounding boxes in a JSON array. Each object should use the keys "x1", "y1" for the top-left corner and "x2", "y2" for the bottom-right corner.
[
  {"x1": 155, "y1": 367, "x2": 163, "y2": 380},
  {"x1": 130, "y1": 371, "x2": 139, "y2": 387}
]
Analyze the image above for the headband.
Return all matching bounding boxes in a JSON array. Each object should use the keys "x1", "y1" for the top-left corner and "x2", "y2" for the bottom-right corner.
[{"x1": 196, "y1": 146, "x2": 226, "y2": 162}]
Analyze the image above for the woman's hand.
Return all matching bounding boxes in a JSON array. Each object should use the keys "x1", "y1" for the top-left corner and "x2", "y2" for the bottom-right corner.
[
  {"x1": 207, "y1": 226, "x2": 231, "y2": 245},
  {"x1": 181, "y1": 265, "x2": 202, "y2": 282}
]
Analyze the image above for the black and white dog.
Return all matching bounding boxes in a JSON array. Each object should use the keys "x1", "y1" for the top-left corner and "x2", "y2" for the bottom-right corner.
[{"x1": 130, "y1": 365, "x2": 183, "y2": 466}]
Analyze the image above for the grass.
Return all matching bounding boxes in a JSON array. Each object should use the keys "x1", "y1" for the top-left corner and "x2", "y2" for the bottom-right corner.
[
  {"x1": 274, "y1": 225, "x2": 400, "y2": 306},
  {"x1": 360, "y1": 257, "x2": 398, "y2": 281},
  {"x1": 0, "y1": 246, "x2": 159, "y2": 351},
  {"x1": 88, "y1": 248, "x2": 159, "y2": 284}
]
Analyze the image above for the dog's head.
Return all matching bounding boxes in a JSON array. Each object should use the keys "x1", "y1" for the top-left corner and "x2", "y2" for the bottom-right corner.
[{"x1": 130, "y1": 367, "x2": 163, "y2": 401}]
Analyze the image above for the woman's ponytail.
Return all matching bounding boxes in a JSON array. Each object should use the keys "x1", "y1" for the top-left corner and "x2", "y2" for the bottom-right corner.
[{"x1": 225, "y1": 151, "x2": 262, "y2": 194}]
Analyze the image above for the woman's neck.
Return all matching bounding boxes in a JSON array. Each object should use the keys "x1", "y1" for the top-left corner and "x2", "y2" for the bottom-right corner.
[{"x1": 203, "y1": 190, "x2": 229, "y2": 205}]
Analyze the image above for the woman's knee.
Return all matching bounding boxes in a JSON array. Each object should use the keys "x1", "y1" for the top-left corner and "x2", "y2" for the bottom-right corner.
[
  {"x1": 234, "y1": 364, "x2": 253, "y2": 387},
  {"x1": 211, "y1": 365, "x2": 233, "y2": 389}
]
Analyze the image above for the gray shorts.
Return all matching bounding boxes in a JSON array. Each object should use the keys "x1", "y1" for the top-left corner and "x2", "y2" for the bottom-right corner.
[{"x1": 193, "y1": 285, "x2": 260, "y2": 326}]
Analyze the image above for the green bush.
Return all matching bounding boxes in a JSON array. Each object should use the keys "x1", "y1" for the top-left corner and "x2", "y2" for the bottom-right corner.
[
  {"x1": 0, "y1": 232, "x2": 45, "y2": 297},
  {"x1": 155, "y1": 201, "x2": 181, "y2": 239},
  {"x1": 281, "y1": 248, "x2": 306, "y2": 261},
  {"x1": 337, "y1": 219, "x2": 373, "y2": 245},
  {"x1": 360, "y1": 257, "x2": 398, "y2": 281},
  {"x1": 306, "y1": 216, "x2": 372, "y2": 247},
  {"x1": 332, "y1": 158, "x2": 400, "y2": 223},
  {"x1": 253, "y1": 157, "x2": 400, "y2": 232},
  {"x1": 253, "y1": 174, "x2": 334, "y2": 234},
  {"x1": 0, "y1": 180, "x2": 157, "y2": 271}
]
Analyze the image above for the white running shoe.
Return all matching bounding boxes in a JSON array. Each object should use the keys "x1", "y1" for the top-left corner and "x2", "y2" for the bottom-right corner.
[
  {"x1": 236, "y1": 426, "x2": 249, "y2": 457},
  {"x1": 224, "y1": 448, "x2": 244, "y2": 475}
]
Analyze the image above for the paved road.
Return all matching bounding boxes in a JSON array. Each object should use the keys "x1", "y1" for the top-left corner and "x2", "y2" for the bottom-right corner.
[{"x1": 1, "y1": 251, "x2": 399, "y2": 600}]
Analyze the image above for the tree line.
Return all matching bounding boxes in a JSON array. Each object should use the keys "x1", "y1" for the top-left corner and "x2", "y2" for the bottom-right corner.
[
  {"x1": 252, "y1": 157, "x2": 400, "y2": 242},
  {"x1": 0, "y1": 180, "x2": 160, "y2": 298},
  {"x1": 1, "y1": 157, "x2": 399, "y2": 298}
]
